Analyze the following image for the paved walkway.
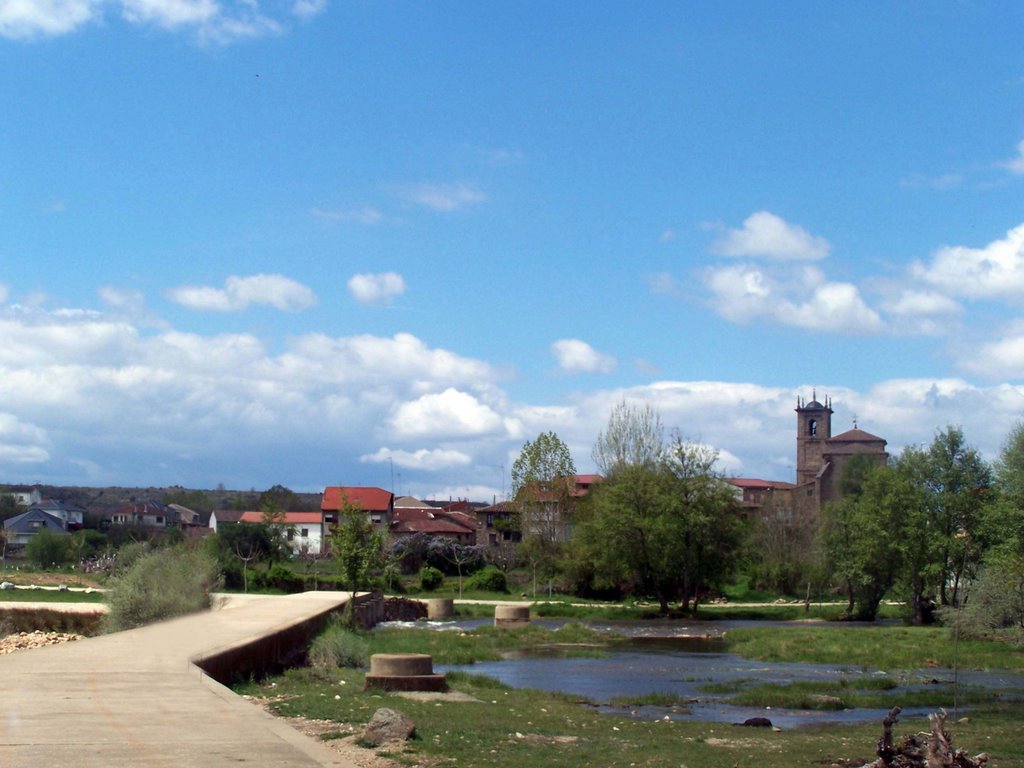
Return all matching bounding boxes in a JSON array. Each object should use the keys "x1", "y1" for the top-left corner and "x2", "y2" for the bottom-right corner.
[{"x1": 0, "y1": 592, "x2": 355, "y2": 767}]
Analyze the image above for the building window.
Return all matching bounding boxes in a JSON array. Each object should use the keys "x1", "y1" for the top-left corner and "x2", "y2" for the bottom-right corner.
[
  {"x1": 301, "y1": 528, "x2": 309, "y2": 537},
  {"x1": 808, "y1": 419, "x2": 817, "y2": 436},
  {"x1": 156, "y1": 516, "x2": 164, "y2": 525}
]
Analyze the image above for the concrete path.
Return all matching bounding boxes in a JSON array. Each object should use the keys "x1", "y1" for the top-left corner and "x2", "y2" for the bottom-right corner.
[{"x1": 0, "y1": 592, "x2": 355, "y2": 767}]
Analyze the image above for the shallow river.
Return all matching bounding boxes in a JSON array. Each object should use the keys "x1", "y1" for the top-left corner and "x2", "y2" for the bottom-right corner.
[{"x1": 379, "y1": 617, "x2": 1024, "y2": 729}]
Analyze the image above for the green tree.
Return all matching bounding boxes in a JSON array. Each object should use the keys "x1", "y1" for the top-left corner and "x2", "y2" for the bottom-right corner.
[
  {"x1": 510, "y1": 431, "x2": 577, "y2": 596},
  {"x1": 162, "y1": 487, "x2": 213, "y2": 512},
  {"x1": 822, "y1": 463, "x2": 924, "y2": 621},
  {"x1": 0, "y1": 490, "x2": 23, "y2": 523},
  {"x1": 329, "y1": 498, "x2": 386, "y2": 595},
  {"x1": 903, "y1": 427, "x2": 992, "y2": 606},
  {"x1": 25, "y1": 530, "x2": 72, "y2": 569},
  {"x1": 258, "y1": 484, "x2": 311, "y2": 512},
  {"x1": 574, "y1": 406, "x2": 742, "y2": 614}
]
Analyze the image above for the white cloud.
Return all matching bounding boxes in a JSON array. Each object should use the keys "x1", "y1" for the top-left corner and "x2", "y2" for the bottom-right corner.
[
  {"x1": 390, "y1": 388, "x2": 506, "y2": 440},
  {"x1": 957, "y1": 323, "x2": 1024, "y2": 380},
  {"x1": 0, "y1": 283, "x2": 8, "y2": 304},
  {"x1": 659, "y1": 229, "x2": 676, "y2": 243},
  {"x1": 98, "y1": 286, "x2": 144, "y2": 313},
  {"x1": 912, "y1": 223, "x2": 1024, "y2": 300},
  {"x1": 121, "y1": 0, "x2": 216, "y2": 27},
  {"x1": 360, "y1": 447, "x2": 472, "y2": 471},
  {"x1": 0, "y1": 0, "x2": 298, "y2": 42},
  {"x1": 0, "y1": 0, "x2": 99, "y2": 39},
  {"x1": 399, "y1": 182, "x2": 486, "y2": 212},
  {"x1": 168, "y1": 273, "x2": 317, "y2": 312},
  {"x1": 291, "y1": 0, "x2": 325, "y2": 19},
  {"x1": 0, "y1": 412, "x2": 50, "y2": 464},
  {"x1": 312, "y1": 206, "x2": 383, "y2": 225},
  {"x1": 347, "y1": 272, "x2": 406, "y2": 306},
  {"x1": 1002, "y1": 139, "x2": 1024, "y2": 175},
  {"x1": 705, "y1": 264, "x2": 883, "y2": 333},
  {"x1": 551, "y1": 339, "x2": 617, "y2": 375},
  {"x1": 711, "y1": 211, "x2": 830, "y2": 261},
  {"x1": 882, "y1": 289, "x2": 961, "y2": 317}
]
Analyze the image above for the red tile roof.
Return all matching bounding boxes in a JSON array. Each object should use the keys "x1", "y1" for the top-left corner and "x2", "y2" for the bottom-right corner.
[
  {"x1": 321, "y1": 486, "x2": 393, "y2": 512},
  {"x1": 829, "y1": 428, "x2": 887, "y2": 444},
  {"x1": 727, "y1": 478, "x2": 796, "y2": 490}
]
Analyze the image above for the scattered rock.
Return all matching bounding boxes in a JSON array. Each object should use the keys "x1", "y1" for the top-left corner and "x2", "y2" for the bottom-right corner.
[
  {"x1": 361, "y1": 707, "x2": 415, "y2": 747},
  {"x1": 0, "y1": 581, "x2": 14, "y2": 590},
  {"x1": 739, "y1": 717, "x2": 773, "y2": 728},
  {"x1": 58, "y1": 584, "x2": 69, "y2": 592},
  {"x1": 0, "y1": 631, "x2": 85, "y2": 655}
]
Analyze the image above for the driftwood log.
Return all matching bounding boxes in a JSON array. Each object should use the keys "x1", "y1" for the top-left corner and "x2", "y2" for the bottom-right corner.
[{"x1": 857, "y1": 706, "x2": 988, "y2": 768}]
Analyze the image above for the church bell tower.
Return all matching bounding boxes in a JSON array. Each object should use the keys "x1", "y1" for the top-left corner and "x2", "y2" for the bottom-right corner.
[{"x1": 795, "y1": 391, "x2": 832, "y2": 486}]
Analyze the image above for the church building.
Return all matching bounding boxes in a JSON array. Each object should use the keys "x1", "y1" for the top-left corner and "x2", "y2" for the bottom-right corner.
[
  {"x1": 793, "y1": 392, "x2": 888, "y2": 515},
  {"x1": 728, "y1": 391, "x2": 888, "y2": 518}
]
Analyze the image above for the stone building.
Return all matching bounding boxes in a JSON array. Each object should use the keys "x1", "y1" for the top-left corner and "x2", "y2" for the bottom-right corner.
[{"x1": 793, "y1": 392, "x2": 888, "y2": 515}]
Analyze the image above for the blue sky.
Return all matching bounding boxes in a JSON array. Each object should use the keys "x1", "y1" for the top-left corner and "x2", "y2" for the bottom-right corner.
[{"x1": 3, "y1": 2, "x2": 1024, "y2": 499}]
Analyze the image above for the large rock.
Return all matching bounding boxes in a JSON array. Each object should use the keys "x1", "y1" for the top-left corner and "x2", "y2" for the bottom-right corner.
[{"x1": 361, "y1": 707, "x2": 416, "y2": 747}]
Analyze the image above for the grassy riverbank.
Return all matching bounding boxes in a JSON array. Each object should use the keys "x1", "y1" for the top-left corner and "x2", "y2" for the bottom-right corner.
[
  {"x1": 235, "y1": 622, "x2": 1024, "y2": 767},
  {"x1": 725, "y1": 626, "x2": 1024, "y2": 671}
]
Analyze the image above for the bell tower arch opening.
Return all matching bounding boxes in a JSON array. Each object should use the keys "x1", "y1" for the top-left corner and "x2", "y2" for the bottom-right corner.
[{"x1": 795, "y1": 391, "x2": 832, "y2": 486}]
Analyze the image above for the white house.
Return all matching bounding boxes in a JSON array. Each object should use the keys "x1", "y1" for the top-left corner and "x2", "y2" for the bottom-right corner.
[{"x1": 238, "y1": 511, "x2": 326, "y2": 556}]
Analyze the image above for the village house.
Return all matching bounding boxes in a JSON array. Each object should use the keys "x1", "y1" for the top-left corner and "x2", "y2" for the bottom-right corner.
[
  {"x1": 321, "y1": 486, "x2": 394, "y2": 529},
  {"x1": 3, "y1": 508, "x2": 70, "y2": 547},
  {"x1": 390, "y1": 496, "x2": 476, "y2": 544},
  {"x1": 104, "y1": 500, "x2": 178, "y2": 529},
  {"x1": 237, "y1": 510, "x2": 326, "y2": 555}
]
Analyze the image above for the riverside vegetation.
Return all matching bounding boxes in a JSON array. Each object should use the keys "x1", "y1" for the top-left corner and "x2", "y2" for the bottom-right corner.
[{"x1": 236, "y1": 621, "x2": 1024, "y2": 768}]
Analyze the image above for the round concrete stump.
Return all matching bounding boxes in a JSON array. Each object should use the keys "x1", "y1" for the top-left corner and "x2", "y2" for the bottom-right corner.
[
  {"x1": 425, "y1": 598, "x2": 454, "y2": 620},
  {"x1": 364, "y1": 653, "x2": 448, "y2": 692},
  {"x1": 494, "y1": 603, "x2": 531, "y2": 628}
]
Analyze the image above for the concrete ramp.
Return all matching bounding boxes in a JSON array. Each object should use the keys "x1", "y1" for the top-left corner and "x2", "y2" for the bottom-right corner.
[{"x1": 0, "y1": 592, "x2": 355, "y2": 767}]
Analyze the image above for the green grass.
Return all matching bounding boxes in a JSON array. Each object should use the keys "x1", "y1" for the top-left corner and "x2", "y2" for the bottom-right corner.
[
  {"x1": 236, "y1": 665, "x2": 1024, "y2": 768},
  {"x1": 725, "y1": 626, "x2": 1024, "y2": 671},
  {"x1": 719, "y1": 678, "x2": 1001, "y2": 711}
]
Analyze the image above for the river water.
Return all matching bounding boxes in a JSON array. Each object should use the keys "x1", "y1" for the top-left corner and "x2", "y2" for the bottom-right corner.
[{"x1": 378, "y1": 617, "x2": 1024, "y2": 729}]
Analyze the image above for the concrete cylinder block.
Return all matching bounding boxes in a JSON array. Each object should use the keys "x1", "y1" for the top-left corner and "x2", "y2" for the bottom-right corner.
[
  {"x1": 425, "y1": 599, "x2": 455, "y2": 620},
  {"x1": 364, "y1": 653, "x2": 448, "y2": 692},
  {"x1": 369, "y1": 653, "x2": 435, "y2": 677},
  {"x1": 494, "y1": 603, "x2": 531, "y2": 628}
]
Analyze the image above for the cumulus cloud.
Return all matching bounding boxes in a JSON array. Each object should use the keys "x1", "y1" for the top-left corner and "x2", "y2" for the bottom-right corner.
[
  {"x1": 347, "y1": 272, "x2": 406, "y2": 306},
  {"x1": 551, "y1": 339, "x2": 617, "y2": 375},
  {"x1": 912, "y1": 223, "x2": 1024, "y2": 300},
  {"x1": 0, "y1": 0, "x2": 303, "y2": 42},
  {"x1": 360, "y1": 447, "x2": 472, "y2": 471},
  {"x1": 0, "y1": 412, "x2": 50, "y2": 464},
  {"x1": 711, "y1": 211, "x2": 830, "y2": 261},
  {"x1": 705, "y1": 264, "x2": 883, "y2": 333},
  {"x1": 1002, "y1": 140, "x2": 1024, "y2": 175},
  {"x1": 399, "y1": 182, "x2": 486, "y2": 212},
  {"x1": 390, "y1": 388, "x2": 506, "y2": 440},
  {"x1": 0, "y1": 0, "x2": 99, "y2": 39},
  {"x1": 168, "y1": 273, "x2": 317, "y2": 312},
  {"x1": 955, "y1": 321, "x2": 1024, "y2": 381}
]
